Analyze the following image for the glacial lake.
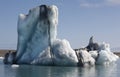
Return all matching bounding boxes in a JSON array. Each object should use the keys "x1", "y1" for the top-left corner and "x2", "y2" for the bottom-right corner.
[{"x1": 0, "y1": 59, "x2": 120, "y2": 77}]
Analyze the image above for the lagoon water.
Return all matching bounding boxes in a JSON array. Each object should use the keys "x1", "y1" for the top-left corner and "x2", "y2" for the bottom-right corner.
[{"x1": 0, "y1": 59, "x2": 120, "y2": 77}]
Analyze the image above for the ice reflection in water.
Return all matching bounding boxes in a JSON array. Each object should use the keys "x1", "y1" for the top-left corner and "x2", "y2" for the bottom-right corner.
[{"x1": 2, "y1": 61, "x2": 119, "y2": 77}]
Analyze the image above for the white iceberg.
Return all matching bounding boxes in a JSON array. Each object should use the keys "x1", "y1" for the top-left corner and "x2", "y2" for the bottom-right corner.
[{"x1": 3, "y1": 5, "x2": 119, "y2": 66}]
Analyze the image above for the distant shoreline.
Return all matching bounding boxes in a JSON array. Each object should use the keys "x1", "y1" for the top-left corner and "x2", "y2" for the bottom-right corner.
[
  {"x1": 0, "y1": 50, "x2": 16, "y2": 57},
  {"x1": 0, "y1": 50, "x2": 120, "y2": 57}
]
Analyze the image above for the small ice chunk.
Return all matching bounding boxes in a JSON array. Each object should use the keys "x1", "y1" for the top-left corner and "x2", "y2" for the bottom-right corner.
[
  {"x1": 0, "y1": 57, "x2": 4, "y2": 60},
  {"x1": 11, "y1": 64, "x2": 19, "y2": 68}
]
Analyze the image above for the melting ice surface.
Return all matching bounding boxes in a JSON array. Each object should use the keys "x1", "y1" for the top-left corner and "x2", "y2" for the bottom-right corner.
[{"x1": 3, "y1": 5, "x2": 119, "y2": 66}]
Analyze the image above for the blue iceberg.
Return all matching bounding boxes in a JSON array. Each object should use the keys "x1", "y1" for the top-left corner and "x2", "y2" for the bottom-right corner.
[{"x1": 3, "y1": 5, "x2": 119, "y2": 66}]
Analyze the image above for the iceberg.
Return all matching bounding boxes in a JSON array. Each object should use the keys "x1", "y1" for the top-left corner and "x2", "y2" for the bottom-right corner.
[
  {"x1": 3, "y1": 5, "x2": 119, "y2": 66},
  {"x1": 86, "y1": 37, "x2": 119, "y2": 65},
  {"x1": 96, "y1": 42, "x2": 119, "y2": 65},
  {"x1": 4, "y1": 5, "x2": 78, "y2": 66}
]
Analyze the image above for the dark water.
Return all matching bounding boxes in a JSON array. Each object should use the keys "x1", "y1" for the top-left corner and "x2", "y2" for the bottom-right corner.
[{"x1": 0, "y1": 59, "x2": 120, "y2": 77}]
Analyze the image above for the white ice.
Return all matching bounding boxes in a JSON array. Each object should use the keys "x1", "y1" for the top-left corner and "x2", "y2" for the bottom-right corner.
[
  {"x1": 11, "y1": 64, "x2": 19, "y2": 68},
  {"x1": 32, "y1": 39, "x2": 78, "y2": 66},
  {"x1": 6, "y1": 5, "x2": 119, "y2": 66},
  {"x1": 96, "y1": 42, "x2": 119, "y2": 65},
  {"x1": 52, "y1": 39, "x2": 78, "y2": 66}
]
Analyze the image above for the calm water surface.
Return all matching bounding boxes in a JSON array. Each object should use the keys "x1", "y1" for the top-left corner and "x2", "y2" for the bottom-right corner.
[{"x1": 0, "y1": 59, "x2": 120, "y2": 77}]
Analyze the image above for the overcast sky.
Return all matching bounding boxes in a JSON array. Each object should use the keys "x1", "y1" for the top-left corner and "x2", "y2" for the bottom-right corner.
[{"x1": 0, "y1": 0, "x2": 120, "y2": 49}]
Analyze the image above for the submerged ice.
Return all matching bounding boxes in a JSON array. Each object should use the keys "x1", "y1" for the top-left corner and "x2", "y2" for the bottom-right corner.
[{"x1": 3, "y1": 5, "x2": 119, "y2": 66}]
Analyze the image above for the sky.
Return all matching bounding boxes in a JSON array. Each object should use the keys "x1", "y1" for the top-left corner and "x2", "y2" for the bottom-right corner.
[{"x1": 0, "y1": 0, "x2": 120, "y2": 50}]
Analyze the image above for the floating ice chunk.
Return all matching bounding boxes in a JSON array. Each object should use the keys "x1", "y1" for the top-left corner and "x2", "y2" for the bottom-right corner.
[
  {"x1": 0, "y1": 57, "x2": 4, "y2": 60},
  {"x1": 11, "y1": 64, "x2": 19, "y2": 68}
]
